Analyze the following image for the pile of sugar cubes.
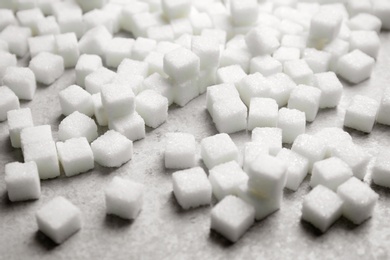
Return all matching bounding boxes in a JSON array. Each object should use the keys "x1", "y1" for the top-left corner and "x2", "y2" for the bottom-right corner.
[{"x1": 1, "y1": 0, "x2": 390, "y2": 244}]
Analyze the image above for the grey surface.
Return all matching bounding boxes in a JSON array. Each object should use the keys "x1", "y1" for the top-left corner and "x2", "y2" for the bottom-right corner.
[{"x1": 1, "y1": 32, "x2": 390, "y2": 259}]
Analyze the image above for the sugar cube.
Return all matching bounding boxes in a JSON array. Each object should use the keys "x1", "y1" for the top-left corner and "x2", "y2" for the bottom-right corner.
[
  {"x1": 117, "y1": 58, "x2": 149, "y2": 78},
  {"x1": 197, "y1": 68, "x2": 217, "y2": 94},
  {"x1": 250, "y1": 55, "x2": 282, "y2": 76},
  {"x1": 267, "y1": 73, "x2": 297, "y2": 107},
  {"x1": 3, "y1": 67, "x2": 36, "y2": 100},
  {"x1": 220, "y1": 47, "x2": 251, "y2": 74},
  {"x1": 78, "y1": 26, "x2": 112, "y2": 58},
  {"x1": 92, "y1": 93, "x2": 108, "y2": 127},
  {"x1": 308, "y1": 10, "x2": 342, "y2": 44},
  {"x1": 201, "y1": 133, "x2": 238, "y2": 169},
  {"x1": 348, "y1": 13, "x2": 382, "y2": 33},
  {"x1": 58, "y1": 111, "x2": 98, "y2": 142},
  {"x1": 131, "y1": 37, "x2": 157, "y2": 61},
  {"x1": 171, "y1": 18, "x2": 193, "y2": 38},
  {"x1": 314, "y1": 127, "x2": 352, "y2": 158},
  {"x1": 165, "y1": 132, "x2": 196, "y2": 169},
  {"x1": 120, "y1": 2, "x2": 150, "y2": 31},
  {"x1": 83, "y1": 9, "x2": 114, "y2": 34},
  {"x1": 7, "y1": 108, "x2": 33, "y2": 148},
  {"x1": 237, "y1": 73, "x2": 271, "y2": 107},
  {"x1": 252, "y1": 127, "x2": 282, "y2": 156},
  {"x1": 59, "y1": 85, "x2": 93, "y2": 117},
  {"x1": 245, "y1": 27, "x2": 280, "y2": 56},
  {"x1": 28, "y1": 35, "x2": 56, "y2": 58},
  {"x1": 0, "y1": 25, "x2": 31, "y2": 57},
  {"x1": 36, "y1": 16, "x2": 60, "y2": 36},
  {"x1": 57, "y1": 9, "x2": 84, "y2": 39},
  {"x1": 284, "y1": 59, "x2": 314, "y2": 85},
  {"x1": 372, "y1": 148, "x2": 390, "y2": 188},
  {"x1": 337, "y1": 50, "x2": 375, "y2": 84},
  {"x1": 248, "y1": 98, "x2": 278, "y2": 130},
  {"x1": 0, "y1": 86, "x2": 19, "y2": 122},
  {"x1": 105, "y1": 37, "x2": 134, "y2": 68},
  {"x1": 55, "y1": 33, "x2": 80, "y2": 68},
  {"x1": 189, "y1": 10, "x2": 213, "y2": 35},
  {"x1": 162, "y1": 0, "x2": 191, "y2": 20},
  {"x1": 216, "y1": 65, "x2": 247, "y2": 85},
  {"x1": 312, "y1": 72, "x2": 342, "y2": 109},
  {"x1": 16, "y1": 8, "x2": 44, "y2": 35},
  {"x1": 85, "y1": 67, "x2": 116, "y2": 94},
  {"x1": 0, "y1": 51, "x2": 17, "y2": 80},
  {"x1": 127, "y1": 12, "x2": 164, "y2": 38},
  {"x1": 303, "y1": 48, "x2": 331, "y2": 73},
  {"x1": 206, "y1": 83, "x2": 240, "y2": 117},
  {"x1": 101, "y1": 83, "x2": 135, "y2": 120},
  {"x1": 323, "y1": 38, "x2": 350, "y2": 72},
  {"x1": 0, "y1": 9, "x2": 17, "y2": 31},
  {"x1": 172, "y1": 78, "x2": 198, "y2": 106},
  {"x1": 344, "y1": 95, "x2": 379, "y2": 133},
  {"x1": 230, "y1": 0, "x2": 258, "y2": 26},
  {"x1": 212, "y1": 98, "x2": 248, "y2": 134},
  {"x1": 163, "y1": 47, "x2": 200, "y2": 84},
  {"x1": 347, "y1": 0, "x2": 372, "y2": 17},
  {"x1": 350, "y1": 31, "x2": 380, "y2": 59},
  {"x1": 243, "y1": 142, "x2": 269, "y2": 173},
  {"x1": 144, "y1": 52, "x2": 165, "y2": 76},
  {"x1": 377, "y1": 87, "x2": 390, "y2": 126},
  {"x1": 143, "y1": 73, "x2": 174, "y2": 105},
  {"x1": 75, "y1": 54, "x2": 103, "y2": 87},
  {"x1": 272, "y1": 47, "x2": 300, "y2": 64},
  {"x1": 292, "y1": 134, "x2": 327, "y2": 172},
  {"x1": 147, "y1": 25, "x2": 174, "y2": 42},
  {"x1": 288, "y1": 84, "x2": 321, "y2": 122},
  {"x1": 277, "y1": 108, "x2": 306, "y2": 144},
  {"x1": 29, "y1": 52, "x2": 64, "y2": 85},
  {"x1": 20, "y1": 125, "x2": 53, "y2": 149},
  {"x1": 135, "y1": 90, "x2": 168, "y2": 128},
  {"x1": 373, "y1": 0, "x2": 390, "y2": 30},
  {"x1": 108, "y1": 111, "x2": 145, "y2": 141},
  {"x1": 191, "y1": 36, "x2": 220, "y2": 70},
  {"x1": 281, "y1": 34, "x2": 306, "y2": 52}
]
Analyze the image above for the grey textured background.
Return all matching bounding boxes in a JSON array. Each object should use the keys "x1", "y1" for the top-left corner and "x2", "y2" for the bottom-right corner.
[{"x1": 1, "y1": 32, "x2": 390, "y2": 260}]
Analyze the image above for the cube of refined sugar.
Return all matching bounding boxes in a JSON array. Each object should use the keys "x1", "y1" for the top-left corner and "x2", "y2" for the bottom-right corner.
[
  {"x1": 344, "y1": 95, "x2": 379, "y2": 133},
  {"x1": 3, "y1": 67, "x2": 36, "y2": 100},
  {"x1": 281, "y1": 34, "x2": 306, "y2": 52},
  {"x1": 20, "y1": 125, "x2": 53, "y2": 149},
  {"x1": 91, "y1": 130, "x2": 132, "y2": 167},
  {"x1": 0, "y1": 25, "x2": 31, "y2": 57},
  {"x1": 16, "y1": 8, "x2": 44, "y2": 35},
  {"x1": 143, "y1": 73, "x2": 174, "y2": 105},
  {"x1": 337, "y1": 177, "x2": 378, "y2": 225},
  {"x1": 117, "y1": 58, "x2": 149, "y2": 78},
  {"x1": 279, "y1": 19, "x2": 304, "y2": 36},
  {"x1": 164, "y1": 132, "x2": 196, "y2": 169},
  {"x1": 28, "y1": 35, "x2": 56, "y2": 58},
  {"x1": 0, "y1": 9, "x2": 17, "y2": 32},
  {"x1": 314, "y1": 127, "x2": 352, "y2": 158},
  {"x1": 348, "y1": 13, "x2": 381, "y2": 33},
  {"x1": 377, "y1": 87, "x2": 390, "y2": 126},
  {"x1": 130, "y1": 37, "x2": 156, "y2": 61},
  {"x1": 83, "y1": 9, "x2": 114, "y2": 34},
  {"x1": 373, "y1": 0, "x2": 390, "y2": 30},
  {"x1": 5, "y1": 161, "x2": 40, "y2": 202},
  {"x1": 101, "y1": 83, "x2": 135, "y2": 120},
  {"x1": 197, "y1": 68, "x2": 216, "y2": 94},
  {"x1": 173, "y1": 79, "x2": 199, "y2": 107},
  {"x1": 191, "y1": 36, "x2": 220, "y2": 70},
  {"x1": 347, "y1": 0, "x2": 372, "y2": 17},
  {"x1": 85, "y1": 67, "x2": 116, "y2": 94},
  {"x1": 147, "y1": 25, "x2": 174, "y2": 42},
  {"x1": 163, "y1": 47, "x2": 200, "y2": 84},
  {"x1": 267, "y1": 72, "x2": 297, "y2": 107},
  {"x1": 174, "y1": 33, "x2": 192, "y2": 49},
  {"x1": 56, "y1": 137, "x2": 94, "y2": 177},
  {"x1": 206, "y1": 83, "x2": 239, "y2": 117},
  {"x1": 313, "y1": 72, "x2": 342, "y2": 109},
  {"x1": 287, "y1": 84, "x2": 321, "y2": 122},
  {"x1": 230, "y1": 0, "x2": 258, "y2": 26},
  {"x1": 372, "y1": 148, "x2": 390, "y2": 188},
  {"x1": 252, "y1": 127, "x2": 282, "y2": 156},
  {"x1": 277, "y1": 108, "x2": 305, "y2": 144},
  {"x1": 292, "y1": 134, "x2": 327, "y2": 172},
  {"x1": 201, "y1": 133, "x2": 238, "y2": 169},
  {"x1": 248, "y1": 98, "x2": 278, "y2": 130},
  {"x1": 102, "y1": 3, "x2": 122, "y2": 34},
  {"x1": 349, "y1": 31, "x2": 380, "y2": 59},
  {"x1": 144, "y1": 52, "x2": 165, "y2": 76},
  {"x1": 189, "y1": 11, "x2": 213, "y2": 35},
  {"x1": 219, "y1": 48, "x2": 251, "y2": 73},
  {"x1": 105, "y1": 176, "x2": 144, "y2": 219},
  {"x1": 57, "y1": 10, "x2": 84, "y2": 39},
  {"x1": 236, "y1": 73, "x2": 271, "y2": 107},
  {"x1": 0, "y1": 51, "x2": 17, "y2": 80},
  {"x1": 331, "y1": 141, "x2": 370, "y2": 180},
  {"x1": 172, "y1": 167, "x2": 211, "y2": 209},
  {"x1": 92, "y1": 93, "x2": 108, "y2": 127},
  {"x1": 59, "y1": 85, "x2": 93, "y2": 117},
  {"x1": 55, "y1": 33, "x2": 79, "y2": 68},
  {"x1": 36, "y1": 196, "x2": 82, "y2": 244},
  {"x1": 171, "y1": 18, "x2": 193, "y2": 38},
  {"x1": 162, "y1": 0, "x2": 191, "y2": 20},
  {"x1": 58, "y1": 111, "x2": 98, "y2": 142},
  {"x1": 0, "y1": 86, "x2": 19, "y2": 122},
  {"x1": 127, "y1": 12, "x2": 164, "y2": 38},
  {"x1": 211, "y1": 195, "x2": 255, "y2": 242},
  {"x1": 36, "y1": 16, "x2": 60, "y2": 36},
  {"x1": 301, "y1": 185, "x2": 343, "y2": 232},
  {"x1": 250, "y1": 55, "x2": 282, "y2": 77},
  {"x1": 303, "y1": 48, "x2": 331, "y2": 73},
  {"x1": 38, "y1": 0, "x2": 61, "y2": 16},
  {"x1": 23, "y1": 141, "x2": 60, "y2": 179},
  {"x1": 272, "y1": 47, "x2": 300, "y2": 64},
  {"x1": 135, "y1": 90, "x2": 168, "y2": 128},
  {"x1": 75, "y1": 54, "x2": 103, "y2": 87},
  {"x1": 105, "y1": 38, "x2": 134, "y2": 68},
  {"x1": 120, "y1": 2, "x2": 150, "y2": 31},
  {"x1": 284, "y1": 59, "x2": 314, "y2": 85},
  {"x1": 245, "y1": 27, "x2": 280, "y2": 56},
  {"x1": 7, "y1": 108, "x2": 33, "y2": 148},
  {"x1": 52, "y1": 1, "x2": 82, "y2": 19},
  {"x1": 309, "y1": 10, "x2": 342, "y2": 44},
  {"x1": 209, "y1": 161, "x2": 248, "y2": 201},
  {"x1": 216, "y1": 65, "x2": 247, "y2": 85},
  {"x1": 78, "y1": 26, "x2": 112, "y2": 57},
  {"x1": 108, "y1": 111, "x2": 145, "y2": 141},
  {"x1": 311, "y1": 157, "x2": 353, "y2": 191},
  {"x1": 276, "y1": 148, "x2": 309, "y2": 191},
  {"x1": 212, "y1": 98, "x2": 247, "y2": 134},
  {"x1": 243, "y1": 142, "x2": 269, "y2": 173},
  {"x1": 29, "y1": 52, "x2": 64, "y2": 85},
  {"x1": 323, "y1": 38, "x2": 349, "y2": 72},
  {"x1": 226, "y1": 35, "x2": 247, "y2": 51},
  {"x1": 337, "y1": 50, "x2": 375, "y2": 84}
]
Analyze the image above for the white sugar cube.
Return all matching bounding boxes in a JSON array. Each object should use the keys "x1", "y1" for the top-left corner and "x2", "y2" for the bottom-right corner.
[
  {"x1": 377, "y1": 87, "x2": 390, "y2": 126},
  {"x1": 59, "y1": 85, "x2": 93, "y2": 117},
  {"x1": 120, "y1": 2, "x2": 150, "y2": 32},
  {"x1": 143, "y1": 73, "x2": 174, "y2": 105},
  {"x1": 147, "y1": 25, "x2": 174, "y2": 42},
  {"x1": 135, "y1": 90, "x2": 168, "y2": 128},
  {"x1": 248, "y1": 98, "x2": 278, "y2": 130},
  {"x1": 23, "y1": 141, "x2": 60, "y2": 179},
  {"x1": 7, "y1": 108, "x2": 33, "y2": 148},
  {"x1": 206, "y1": 83, "x2": 240, "y2": 117},
  {"x1": 36, "y1": 197, "x2": 82, "y2": 244},
  {"x1": 173, "y1": 79, "x2": 198, "y2": 107},
  {"x1": 131, "y1": 37, "x2": 157, "y2": 61},
  {"x1": 220, "y1": 47, "x2": 252, "y2": 74},
  {"x1": 165, "y1": 132, "x2": 196, "y2": 169},
  {"x1": 55, "y1": 33, "x2": 80, "y2": 68},
  {"x1": 28, "y1": 35, "x2": 56, "y2": 58},
  {"x1": 276, "y1": 148, "x2": 309, "y2": 191},
  {"x1": 247, "y1": 154, "x2": 287, "y2": 198},
  {"x1": 0, "y1": 9, "x2": 17, "y2": 31},
  {"x1": 373, "y1": 0, "x2": 390, "y2": 30},
  {"x1": 0, "y1": 51, "x2": 17, "y2": 80},
  {"x1": 117, "y1": 58, "x2": 149, "y2": 78},
  {"x1": 102, "y1": 3, "x2": 122, "y2": 34},
  {"x1": 216, "y1": 65, "x2": 247, "y2": 85},
  {"x1": 250, "y1": 55, "x2": 282, "y2": 76},
  {"x1": 267, "y1": 73, "x2": 297, "y2": 107},
  {"x1": 281, "y1": 34, "x2": 306, "y2": 52},
  {"x1": 284, "y1": 59, "x2": 314, "y2": 85},
  {"x1": 201, "y1": 29, "x2": 226, "y2": 46},
  {"x1": 29, "y1": 52, "x2": 64, "y2": 85},
  {"x1": 303, "y1": 48, "x2": 331, "y2": 73},
  {"x1": 3, "y1": 67, "x2": 36, "y2": 100},
  {"x1": 172, "y1": 167, "x2": 211, "y2": 209},
  {"x1": 252, "y1": 127, "x2": 282, "y2": 156},
  {"x1": 279, "y1": 19, "x2": 304, "y2": 36},
  {"x1": 243, "y1": 142, "x2": 269, "y2": 173},
  {"x1": 191, "y1": 36, "x2": 220, "y2": 70},
  {"x1": 85, "y1": 67, "x2": 116, "y2": 94},
  {"x1": 36, "y1": 16, "x2": 60, "y2": 36},
  {"x1": 83, "y1": 9, "x2": 114, "y2": 34},
  {"x1": 127, "y1": 12, "x2": 164, "y2": 38},
  {"x1": 16, "y1": 8, "x2": 44, "y2": 35},
  {"x1": 175, "y1": 33, "x2": 192, "y2": 49},
  {"x1": 347, "y1": 0, "x2": 372, "y2": 17},
  {"x1": 237, "y1": 73, "x2": 271, "y2": 107},
  {"x1": 189, "y1": 10, "x2": 213, "y2": 35},
  {"x1": 91, "y1": 130, "x2": 133, "y2": 167},
  {"x1": 92, "y1": 93, "x2": 108, "y2": 127},
  {"x1": 5, "y1": 161, "x2": 40, "y2": 202},
  {"x1": 301, "y1": 185, "x2": 343, "y2": 233},
  {"x1": 105, "y1": 37, "x2": 134, "y2": 68},
  {"x1": 58, "y1": 111, "x2": 98, "y2": 143},
  {"x1": 337, "y1": 50, "x2": 375, "y2": 84},
  {"x1": 309, "y1": 10, "x2": 342, "y2": 44},
  {"x1": 163, "y1": 47, "x2": 200, "y2": 84},
  {"x1": 197, "y1": 68, "x2": 217, "y2": 94},
  {"x1": 78, "y1": 26, "x2": 112, "y2": 58},
  {"x1": 323, "y1": 38, "x2": 349, "y2": 72},
  {"x1": 337, "y1": 177, "x2": 378, "y2": 225},
  {"x1": 288, "y1": 84, "x2": 321, "y2": 122},
  {"x1": 201, "y1": 133, "x2": 238, "y2": 169},
  {"x1": 230, "y1": 0, "x2": 258, "y2": 26},
  {"x1": 0, "y1": 86, "x2": 19, "y2": 122},
  {"x1": 75, "y1": 54, "x2": 103, "y2": 87},
  {"x1": 272, "y1": 47, "x2": 300, "y2": 64},
  {"x1": 292, "y1": 134, "x2": 327, "y2": 172},
  {"x1": 114, "y1": 74, "x2": 142, "y2": 95},
  {"x1": 56, "y1": 137, "x2": 94, "y2": 177},
  {"x1": 245, "y1": 27, "x2": 280, "y2": 56},
  {"x1": 212, "y1": 98, "x2": 247, "y2": 134},
  {"x1": 344, "y1": 95, "x2": 379, "y2": 133},
  {"x1": 57, "y1": 10, "x2": 84, "y2": 39},
  {"x1": 277, "y1": 108, "x2": 306, "y2": 144},
  {"x1": 350, "y1": 31, "x2": 380, "y2": 59},
  {"x1": 211, "y1": 195, "x2": 255, "y2": 242},
  {"x1": 105, "y1": 176, "x2": 144, "y2": 219},
  {"x1": 331, "y1": 141, "x2": 370, "y2": 180},
  {"x1": 0, "y1": 25, "x2": 31, "y2": 57},
  {"x1": 372, "y1": 148, "x2": 390, "y2": 188},
  {"x1": 20, "y1": 125, "x2": 53, "y2": 149},
  {"x1": 348, "y1": 13, "x2": 381, "y2": 33},
  {"x1": 313, "y1": 72, "x2": 342, "y2": 109},
  {"x1": 101, "y1": 83, "x2": 135, "y2": 120},
  {"x1": 314, "y1": 127, "x2": 352, "y2": 158},
  {"x1": 144, "y1": 51, "x2": 165, "y2": 76},
  {"x1": 108, "y1": 111, "x2": 145, "y2": 141},
  {"x1": 171, "y1": 18, "x2": 193, "y2": 38},
  {"x1": 162, "y1": 0, "x2": 191, "y2": 20}
]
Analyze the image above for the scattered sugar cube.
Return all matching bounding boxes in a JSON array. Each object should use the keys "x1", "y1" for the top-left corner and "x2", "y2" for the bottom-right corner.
[
  {"x1": 7, "y1": 108, "x2": 33, "y2": 148},
  {"x1": 276, "y1": 148, "x2": 309, "y2": 191},
  {"x1": 281, "y1": 34, "x2": 306, "y2": 52},
  {"x1": 3, "y1": 67, "x2": 36, "y2": 100},
  {"x1": 284, "y1": 59, "x2": 314, "y2": 85},
  {"x1": 75, "y1": 54, "x2": 103, "y2": 87},
  {"x1": 173, "y1": 79, "x2": 199, "y2": 107},
  {"x1": 348, "y1": 13, "x2": 382, "y2": 33},
  {"x1": 267, "y1": 72, "x2": 297, "y2": 107},
  {"x1": 16, "y1": 8, "x2": 44, "y2": 35},
  {"x1": 216, "y1": 65, "x2": 247, "y2": 85},
  {"x1": 105, "y1": 176, "x2": 144, "y2": 220},
  {"x1": 337, "y1": 50, "x2": 375, "y2": 84},
  {"x1": 323, "y1": 38, "x2": 350, "y2": 72},
  {"x1": 313, "y1": 72, "x2": 342, "y2": 109},
  {"x1": 237, "y1": 73, "x2": 271, "y2": 107},
  {"x1": 347, "y1": 0, "x2": 372, "y2": 17},
  {"x1": 91, "y1": 130, "x2": 133, "y2": 167},
  {"x1": 191, "y1": 36, "x2": 220, "y2": 70},
  {"x1": 29, "y1": 52, "x2": 64, "y2": 85},
  {"x1": 230, "y1": 0, "x2": 258, "y2": 26},
  {"x1": 105, "y1": 37, "x2": 134, "y2": 68},
  {"x1": 120, "y1": 2, "x2": 150, "y2": 31},
  {"x1": 56, "y1": 137, "x2": 94, "y2": 177},
  {"x1": 212, "y1": 98, "x2": 248, "y2": 134},
  {"x1": 57, "y1": 9, "x2": 84, "y2": 39},
  {"x1": 206, "y1": 83, "x2": 240, "y2": 117},
  {"x1": 83, "y1": 9, "x2": 114, "y2": 34},
  {"x1": 144, "y1": 51, "x2": 165, "y2": 76},
  {"x1": 350, "y1": 31, "x2": 380, "y2": 59},
  {"x1": 373, "y1": 0, "x2": 390, "y2": 30},
  {"x1": 0, "y1": 86, "x2": 19, "y2": 122},
  {"x1": 337, "y1": 177, "x2": 378, "y2": 225},
  {"x1": 211, "y1": 195, "x2": 255, "y2": 242},
  {"x1": 59, "y1": 85, "x2": 93, "y2": 117},
  {"x1": 5, "y1": 161, "x2": 40, "y2": 202},
  {"x1": 292, "y1": 134, "x2": 327, "y2": 172},
  {"x1": 303, "y1": 48, "x2": 331, "y2": 73},
  {"x1": 117, "y1": 58, "x2": 149, "y2": 78},
  {"x1": 331, "y1": 141, "x2": 371, "y2": 180},
  {"x1": 309, "y1": 9, "x2": 342, "y2": 44},
  {"x1": 170, "y1": 18, "x2": 193, "y2": 38},
  {"x1": 28, "y1": 35, "x2": 56, "y2": 58},
  {"x1": 273, "y1": 47, "x2": 300, "y2": 64},
  {"x1": 0, "y1": 25, "x2": 31, "y2": 57},
  {"x1": 220, "y1": 47, "x2": 252, "y2": 73},
  {"x1": 172, "y1": 167, "x2": 211, "y2": 209},
  {"x1": 131, "y1": 37, "x2": 157, "y2": 61},
  {"x1": 113, "y1": 74, "x2": 144, "y2": 96},
  {"x1": 162, "y1": 0, "x2": 191, "y2": 20},
  {"x1": 92, "y1": 93, "x2": 108, "y2": 127},
  {"x1": 101, "y1": 83, "x2": 135, "y2": 120},
  {"x1": 165, "y1": 132, "x2": 196, "y2": 169},
  {"x1": 163, "y1": 47, "x2": 200, "y2": 84},
  {"x1": 248, "y1": 98, "x2": 278, "y2": 130},
  {"x1": 58, "y1": 111, "x2": 98, "y2": 143},
  {"x1": 108, "y1": 111, "x2": 145, "y2": 141},
  {"x1": 301, "y1": 185, "x2": 343, "y2": 233},
  {"x1": 277, "y1": 108, "x2": 306, "y2": 144},
  {"x1": 372, "y1": 148, "x2": 390, "y2": 188},
  {"x1": 78, "y1": 26, "x2": 112, "y2": 57},
  {"x1": 377, "y1": 87, "x2": 390, "y2": 126},
  {"x1": 135, "y1": 90, "x2": 168, "y2": 128},
  {"x1": 245, "y1": 27, "x2": 280, "y2": 56},
  {"x1": 85, "y1": 67, "x2": 116, "y2": 94},
  {"x1": 36, "y1": 16, "x2": 60, "y2": 36},
  {"x1": 288, "y1": 84, "x2": 321, "y2": 122},
  {"x1": 143, "y1": 73, "x2": 174, "y2": 105},
  {"x1": 0, "y1": 9, "x2": 17, "y2": 31},
  {"x1": 189, "y1": 10, "x2": 213, "y2": 35},
  {"x1": 201, "y1": 133, "x2": 238, "y2": 169},
  {"x1": 147, "y1": 25, "x2": 174, "y2": 42},
  {"x1": 314, "y1": 127, "x2": 352, "y2": 158},
  {"x1": 197, "y1": 68, "x2": 217, "y2": 94},
  {"x1": 252, "y1": 127, "x2": 282, "y2": 156},
  {"x1": 344, "y1": 95, "x2": 379, "y2": 133},
  {"x1": 127, "y1": 12, "x2": 164, "y2": 38},
  {"x1": 243, "y1": 142, "x2": 269, "y2": 173},
  {"x1": 20, "y1": 125, "x2": 53, "y2": 149},
  {"x1": 0, "y1": 51, "x2": 17, "y2": 80},
  {"x1": 250, "y1": 55, "x2": 282, "y2": 76},
  {"x1": 36, "y1": 196, "x2": 82, "y2": 244},
  {"x1": 55, "y1": 33, "x2": 80, "y2": 68}
]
